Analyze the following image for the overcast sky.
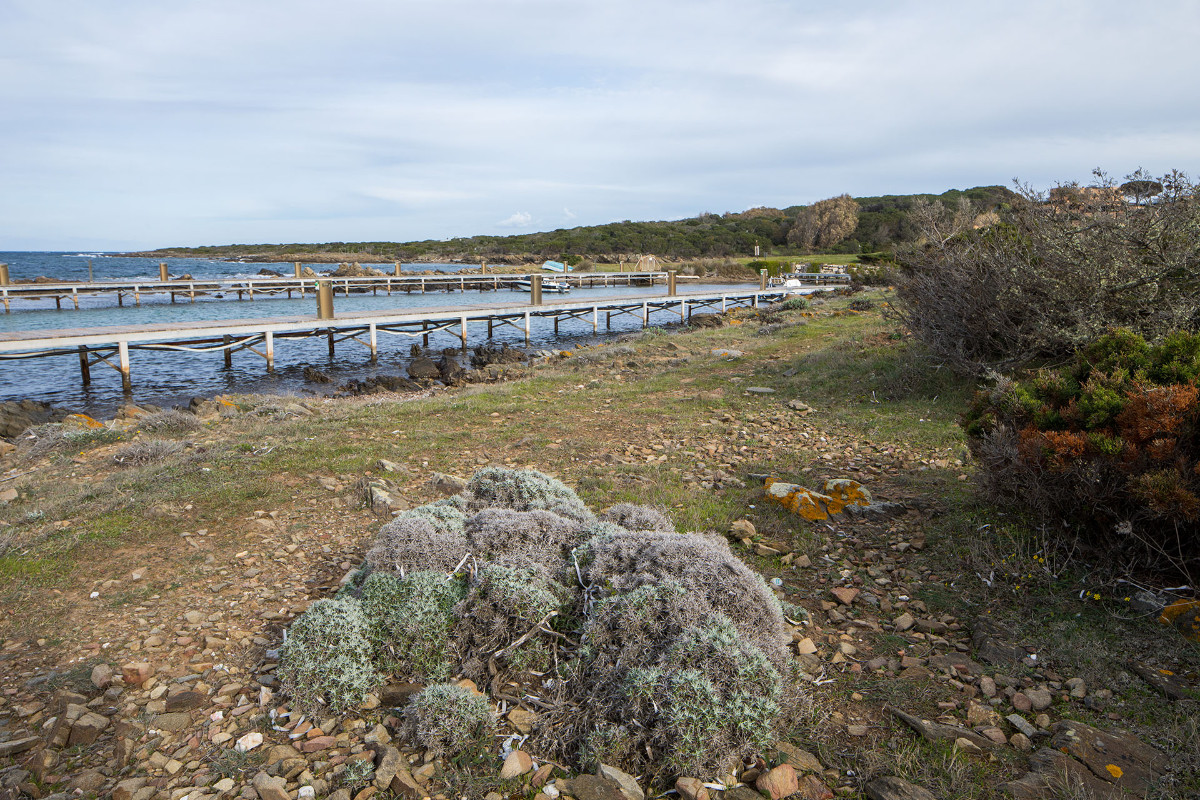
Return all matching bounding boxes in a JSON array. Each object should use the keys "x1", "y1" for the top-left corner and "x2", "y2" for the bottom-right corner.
[{"x1": 2, "y1": 1, "x2": 1198, "y2": 250}]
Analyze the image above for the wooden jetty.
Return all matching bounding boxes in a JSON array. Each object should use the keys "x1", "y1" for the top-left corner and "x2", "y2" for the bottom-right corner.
[
  {"x1": 0, "y1": 288, "x2": 787, "y2": 392},
  {"x1": 0, "y1": 269, "x2": 677, "y2": 312}
]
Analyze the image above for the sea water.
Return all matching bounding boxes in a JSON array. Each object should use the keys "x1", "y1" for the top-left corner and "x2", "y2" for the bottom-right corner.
[{"x1": 0, "y1": 252, "x2": 742, "y2": 416}]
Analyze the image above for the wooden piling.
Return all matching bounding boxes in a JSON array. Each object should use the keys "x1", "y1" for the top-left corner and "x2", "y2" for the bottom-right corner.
[
  {"x1": 78, "y1": 346, "x2": 90, "y2": 386},
  {"x1": 159, "y1": 262, "x2": 168, "y2": 281},
  {"x1": 118, "y1": 341, "x2": 131, "y2": 391},
  {"x1": 223, "y1": 335, "x2": 232, "y2": 368},
  {"x1": 265, "y1": 331, "x2": 274, "y2": 371}
]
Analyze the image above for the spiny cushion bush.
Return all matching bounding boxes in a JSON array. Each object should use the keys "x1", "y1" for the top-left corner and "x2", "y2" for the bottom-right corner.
[
  {"x1": 359, "y1": 571, "x2": 467, "y2": 681},
  {"x1": 404, "y1": 684, "x2": 495, "y2": 757},
  {"x1": 277, "y1": 598, "x2": 379, "y2": 715},
  {"x1": 366, "y1": 516, "x2": 468, "y2": 575},
  {"x1": 280, "y1": 467, "x2": 802, "y2": 783},
  {"x1": 964, "y1": 329, "x2": 1200, "y2": 575},
  {"x1": 136, "y1": 409, "x2": 202, "y2": 435},
  {"x1": 597, "y1": 502, "x2": 675, "y2": 532},
  {"x1": 466, "y1": 466, "x2": 593, "y2": 521}
]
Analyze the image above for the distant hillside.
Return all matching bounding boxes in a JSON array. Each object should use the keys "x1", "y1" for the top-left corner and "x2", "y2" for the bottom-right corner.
[{"x1": 130, "y1": 185, "x2": 1017, "y2": 262}]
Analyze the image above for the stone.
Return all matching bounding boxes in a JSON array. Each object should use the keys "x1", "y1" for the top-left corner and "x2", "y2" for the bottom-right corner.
[
  {"x1": 1001, "y1": 747, "x2": 1121, "y2": 800},
  {"x1": 723, "y1": 788, "x2": 762, "y2": 800},
  {"x1": 1011, "y1": 692, "x2": 1032, "y2": 713},
  {"x1": 90, "y1": 663, "x2": 114, "y2": 689},
  {"x1": 831, "y1": 587, "x2": 860, "y2": 605},
  {"x1": 966, "y1": 702, "x2": 1000, "y2": 727},
  {"x1": 153, "y1": 711, "x2": 192, "y2": 732},
  {"x1": 821, "y1": 478, "x2": 872, "y2": 513},
  {"x1": 113, "y1": 778, "x2": 149, "y2": 800},
  {"x1": 774, "y1": 742, "x2": 824, "y2": 774},
  {"x1": 407, "y1": 357, "x2": 441, "y2": 381},
  {"x1": 764, "y1": 480, "x2": 836, "y2": 521},
  {"x1": 888, "y1": 706, "x2": 995, "y2": 750},
  {"x1": 864, "y1": 776, "x2": 937, "y2": 800},
  {"x1": 252, "y1": 772, "x2": 290, "y2": 800},
  {"x1": 374, "y1": 746, "x2": 403, "y2": 790},
  {"x1": 597, "y1": 763, "x2": 644, "y2": 800},
  {"x1": 795, "y1": 637, "x2": 818, "y2": 655},
  {"x1": 166, "y1": 690, "x2": 206, "y2": 711},
  {"x1": 979, "y1": 675, "x2": 997, "y2": 698},
  {"x1": 500, "y1": 750, "x2": 533, "y2": 780},
  {"x1": 68, "y1": 711, "x2": 110, "y2": 746},
  {"x1": 674, "y1": 777, "x2": 709, "y2": 800},
  {"x1": 1010, "y1": 733, "x2": 1032, "y2": 752},
  {"x1": 710, "y1": 348, "x2": 743, "y2": 358},
  {"x1": 235, "y1": 732, "x2": 263, "y2": 753},
  {"x1": 892, "y1": 612, "x2": 915, "y2": 632},
  {"x1": 1125, "y1": 658, "x2": 1194, "y2": 701},
  {"x1": 121, "y1": 662, "x2": 154, "y2": 686},
  {"x1": 1025, "y1": 687, "x2": 1052, "y2": 711},
  {"x1": 729, "y1": 519, "x2": 756, "y2": 539},
  {"x1": 795, "y1": 775, "x2": 835, "y2": 800},
  {"x1": 390, "y1": 769, "x2": 425, "y2": 799},
  {"x1": 1049, "y1": 719, "x2": 1167, "y2": 794},
  {"x1": 301, "y1": 735, "x2": 336, "y2": 752},
  {"x1": 954, "y1": 736, "x2": 983, "y2": 754},
  {"x1": 507, "y1": 707, "x2": 537, "y2": 734},
  {"x1": 1005, "y1": 714, "x2": 1037, "y2": 738},
  {"x1": 429, "y1": 472, "x2": 467, "y2": 495},
  {"x1": 756, "y1": 764, "x2": 798, "y2": 800},
  {"x1": 1160, "y1": 598, "x2": 1200, "y2": 642},
  {"x1": 560, "y1": 775, "x2": 628, "y2": 800},
  {"x1": 0, "y1": 737, "x2": 38, "y2": 757}
]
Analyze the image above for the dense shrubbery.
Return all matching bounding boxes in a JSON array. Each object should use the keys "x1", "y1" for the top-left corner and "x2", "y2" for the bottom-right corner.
[
  {"x1": 893, "y1": 170, "x2": 1200, "y2": 375},
  {"x1": 964, "y1": 330, "x2": 1200, "y2": 576},
  {"x1": 278, "y1": 468, "x2": 800, "y2": 782}
]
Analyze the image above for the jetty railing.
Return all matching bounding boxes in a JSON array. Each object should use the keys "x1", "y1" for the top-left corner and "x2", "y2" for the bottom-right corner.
[
  {"x1": 0, "y1": 289, "x2": 787, "y2": 392},
  {"x1": 0, "y1": 271, "x2": 682, "y2": 312}
]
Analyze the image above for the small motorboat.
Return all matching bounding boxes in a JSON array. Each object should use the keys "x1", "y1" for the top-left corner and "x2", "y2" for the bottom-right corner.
[{"x1": 510, "y1": 278, "x2": 571, "y2": 293}]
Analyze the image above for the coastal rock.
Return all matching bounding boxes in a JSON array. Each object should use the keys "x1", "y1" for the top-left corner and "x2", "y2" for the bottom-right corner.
[
  {"x1": 0, "y1": 400, "x2": 66, "y2": 439},
  {"x1": 438, "y1": 355, "x2": 465, "y2": 386},
  {"x1": 408, "y1": 357, "x2": 441, "y2": 381}
]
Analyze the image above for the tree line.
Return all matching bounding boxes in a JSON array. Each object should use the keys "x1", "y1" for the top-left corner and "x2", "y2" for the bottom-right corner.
[{"x1": 134, "y1": 185, "x2": 1017, "y2": 262}]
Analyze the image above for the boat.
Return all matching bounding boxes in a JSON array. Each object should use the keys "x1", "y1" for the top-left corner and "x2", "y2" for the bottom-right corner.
[{"x1": 510, "y1": 278, "x2": 571, "y2": 293}]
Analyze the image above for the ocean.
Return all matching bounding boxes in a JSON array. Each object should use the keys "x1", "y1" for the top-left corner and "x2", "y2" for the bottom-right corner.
[{"x1": 0, "y1": 252, "x2": 739, "y2": 417}]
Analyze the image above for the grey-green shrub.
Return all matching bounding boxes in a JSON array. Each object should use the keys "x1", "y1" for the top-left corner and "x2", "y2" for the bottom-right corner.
[
  {"x1": 277, "y1": 598, "x2": 379, "y2": 715},
  {"x1": 359, "y1": 571, "x2": 466, "y2": 681},
  {"x1": 404, "y1": 684, "x2": 494, "y2": 757}
]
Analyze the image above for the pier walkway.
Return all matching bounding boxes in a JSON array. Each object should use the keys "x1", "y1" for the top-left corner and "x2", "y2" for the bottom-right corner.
[
  {"x1": 0, "y1": 288, "x2": 787, "y2": 391},
  {"x1": 0, "y1": 271, "x2": 674, "y2": 312}
]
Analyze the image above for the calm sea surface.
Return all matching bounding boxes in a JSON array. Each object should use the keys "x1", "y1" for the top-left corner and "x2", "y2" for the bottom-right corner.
[{"x1": 0, "y1": 252, "x2": 748, "y2": 416}]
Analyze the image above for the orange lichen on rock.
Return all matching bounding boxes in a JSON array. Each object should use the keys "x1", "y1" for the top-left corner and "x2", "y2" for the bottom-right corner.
[
  {"x1": 764, "y1": 480, "x2": 834, "y2": 521},
  {"x1": 1159, "y1": 599, "x2": 1200, "y2": 642},
  {"x1": 764, "y1": 478, "x2": 872, "y2": 520},
  {"x1": 63, "y1": 413, "x2": 105, "y2": 430},
  {"x1": 821, "y1": 479, "x2": 873, "y2": 514}
]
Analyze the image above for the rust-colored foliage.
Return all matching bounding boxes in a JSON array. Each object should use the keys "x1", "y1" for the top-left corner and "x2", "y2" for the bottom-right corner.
[
  {"x1": 1115, "y1": 383, "x2": 1199, "y2": 445},
  {"x1": 964, "y1": 330, "x2": 1200, "y2": 575}
]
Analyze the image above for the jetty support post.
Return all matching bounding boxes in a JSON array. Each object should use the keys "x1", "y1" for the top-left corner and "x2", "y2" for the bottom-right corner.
[
  {"x1": 118, "y1": 341, "x2": 131, "y2": 392},
  {"x1": 524, "y1": 310, "x2": 531, "y2": 346},
  {"x1": 667, "y1": 270, "x2": 677, "y2": 297},
  {"x1": 481, "y1": 260, "x2": 487, "y2": 275},
  {"x1": 592, "y1": 306, "x2": 598, "y2": 334},
  {"x1": 316, "y1": 280, "x2": 335, "y2": 319},
  {"x1": 642, "y1": 300, "x2": 649, "y2": 328},
  {"x1": 223, "y1": 335, "x2": 232, "y2": 369},
  {"x1": 0, "y1": 263, "x2": 9, "y2": 286},
  {"x1": 78, "y1": 346, "x2": 90, "y2": 386},
  {"x1": 294, "y1": 262, "x2": 302, "y2": 278},
  {"x1": 759, "y1": 269, "x2": 768, "y2": 290},
  {"x1": 531, "y1": 275, "x2": 543, "y2": 306},
  {"x1": 159, "y1": 262, "x2": 168, "y2": 281},
  {"x1": 265, "y1": 331, "x2": 275, "y2": 372},
  {"x1": 459, "y1": 315, "x2": 468, "y2": 353},
  {"x1": 394, "y1": 262, "x2": 402, "y2": 277},
  {"x1": 369, "y1": 323, "x2": 378, "y2": 363},
  {"x1": 487, "y1": 317, "x2": 493, "y2": 338}
]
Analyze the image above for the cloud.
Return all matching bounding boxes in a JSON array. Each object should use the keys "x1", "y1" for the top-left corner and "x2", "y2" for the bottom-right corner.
[
  {"x1": 1, "y1": 1, "x2": 1199, "y2": 248},
  {"x1": 498, "y1": 212, "x2": 533, "y2": 228}
]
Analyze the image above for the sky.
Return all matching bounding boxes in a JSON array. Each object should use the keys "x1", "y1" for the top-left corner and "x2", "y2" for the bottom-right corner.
[{"x1": 2, "y1": 1, "x2": 1198, "y2": 251}]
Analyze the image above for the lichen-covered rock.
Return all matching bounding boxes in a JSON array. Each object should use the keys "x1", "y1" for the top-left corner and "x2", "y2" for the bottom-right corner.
[
  {"x1": 764, "y1": 478, "x2": 872, "y2": 520},
  {"x1": 764, "y1": 480, "x2": 835, "y2": 520}
]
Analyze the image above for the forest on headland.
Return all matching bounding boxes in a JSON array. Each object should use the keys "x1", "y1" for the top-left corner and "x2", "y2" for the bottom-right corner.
[{"x1": 127, "y1": 185, "x2": 1017, "y2": 263}]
